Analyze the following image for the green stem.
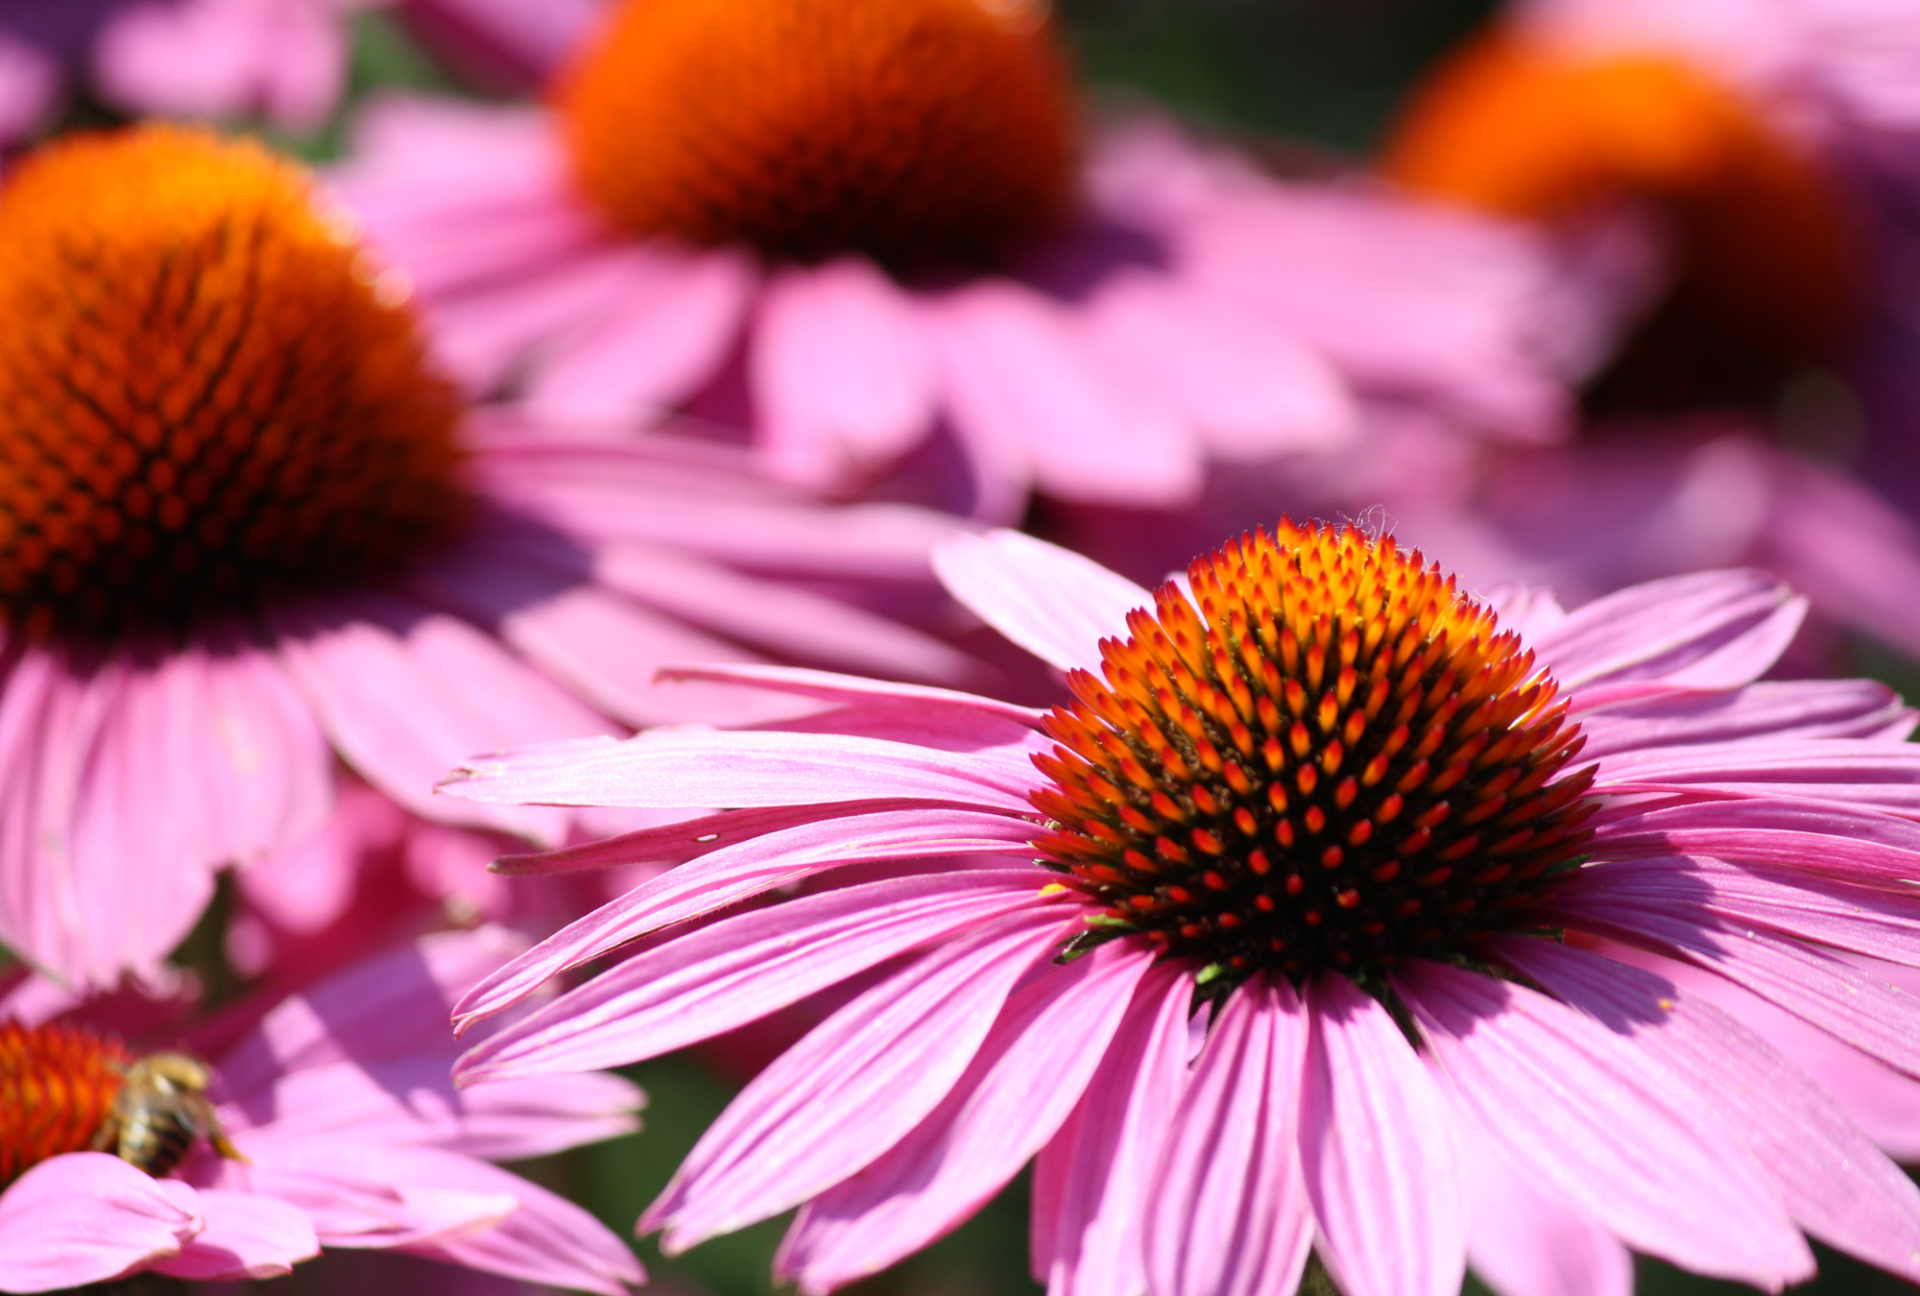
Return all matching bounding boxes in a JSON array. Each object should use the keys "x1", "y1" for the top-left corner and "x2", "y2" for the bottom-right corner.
[{"x1": 1299, "y1": 1253, "x2": 1345, "y2": 1296}]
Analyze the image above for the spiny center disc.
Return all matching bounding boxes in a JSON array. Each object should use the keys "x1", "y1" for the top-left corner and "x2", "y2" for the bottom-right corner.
[
  {"x1": 1030, "y1": 520, "x2": 1599, "y2": 982},
  {"x1": 555, "y1": 0, "x2": 1078, "y2": 271},
  {"x1": 0, "y1": 125, "x2": 468, "y2": 641}
]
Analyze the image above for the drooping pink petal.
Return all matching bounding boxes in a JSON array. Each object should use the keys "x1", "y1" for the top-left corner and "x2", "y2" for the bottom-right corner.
[
  {"x1": 453, "y1": 809, "x2": 1041, "y2": 1029},
  {"x1": 456, "y1": 869, "x2": 1052, "y2": 1083},
  {"x1": 409, "y1": 528, "x2": 783, "y2": 731},
  {"x1": 933, "y1": 530, "x2": 1150, "y2": 674},
  {"x1": 271, "y1": 592, "x2": 612, "y2": 841},
  {"x1": 1081, "y1": 272, "x2": 1357, "y2": 459},
  {"x1": 931, "y1": 282, "x2": 1203, "y2": 511},
  {"x1": 1500, "y1": 938, "x2": 1920, "y2": 1284},
  {"x1": 0, "y1": 634, "x2": 333, "y2": 987},
  {"x1": 151, "y1": 1190, "x2": 319, "y2": 1282},
  {"x1": 775, "y1": 939, "x2": 1157, "y2": 1293},
  {"x1": 589, "y1": 540, "x2": 972, "y2": 684},
  {"x1": 441, "y1": 727, "x2": 1039, "y2": 815},
  {"x1": 219, "y1": 926, "x2": 529, "y2": 1099},
  {"x1": 1396, "y1": 961, "x2": 1813, "y2": 1288},
  {"x1": 387, "y1": 1157, "x2": 643, "y2": 1296},
  {"x1": 1031, "y1": 962, "x2": 1197, "y2": 1296},
  {"x1": 241, "y1": 1056, "x2": 641, "y2": 1164},
  {"x1": 0, "y1": 1153, "x2": 200, "y2": 1293},
  {"x1": 642, "y1": 907, "x2": 1075, "y2": 1252},
  {"x1": 1537, "y1": 569, "x2": 1807, "y2": 692},
  {"x1": 522, "y1": 246, "x2": 757, "y2": 422},
  {"x1": 1550, "y1": 895, "x2": 1920, "y2": 1078},
  {"x1": 1300, "y1": 974, "x2": 1465, "y2": 1296},
  {"x1": 229, "y1": 1145, "x2": 520, "y2": 1250},
  {"x1": 1145, "y1": 977, "x2": 1313, "y2": 1296},
  {"x1": 1454, "y1": 1120, "x2": 1632, "y2": 1296},
  {"x1": 752, "y1": 258, "x2": 937, "y2": 488}
]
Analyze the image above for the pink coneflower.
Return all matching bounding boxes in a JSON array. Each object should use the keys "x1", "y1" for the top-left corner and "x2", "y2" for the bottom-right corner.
[
  {"x1": 0, "y1": 926, "x2": 641, "y2": 1293},
  {"x1": 1347, "y1": 0, "x2": 1920, "y2": 665},
  {"x1": 444, "y1": 521, "x2": 1920, "y2": 1296},
  {"x1": 332, "y1": 0, "x2": 1635, "y2": 519},
  {"x1": 0, "y1": 122, "x2": 965, "y2": 990}
]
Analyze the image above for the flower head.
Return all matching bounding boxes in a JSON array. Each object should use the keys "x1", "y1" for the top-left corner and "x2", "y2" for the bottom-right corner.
[
  {"x1": 0, "y1": 926, "x2": 642, "y2": 1293},
  {"x1": 445, "y1": 522, "x2": 1920, "y2": 1296},
  {"x1": 1386, "y1": 17, "x2": 1858, "y2": 410},
  {"x1": 333, "y1": 4, "x2": 1628, "y2": 512},
  {"x1": 0, "y1": 121, "x2": 969, "y2": 989},
  {"x1": 558, "y1": 0, "x2": 1074, "y2": 270}
]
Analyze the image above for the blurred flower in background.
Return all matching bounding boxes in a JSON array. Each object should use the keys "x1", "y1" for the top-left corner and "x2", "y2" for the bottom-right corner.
[
  {"x1": 1366, "y1": 0, "x2": 1920, "y2": 663},
  {"x1": 0, "y1": 121, "x2": 970, "y2": 991},
  {"x1": 0, "y1": 927, "x2": 641, "y2": 1293},
  {"x1": 443, "y1": 523, "x2": 1920, "y2": 1296},
  {"x1": 331, "y1": 0, "x2": 1649, "y2": 523}
]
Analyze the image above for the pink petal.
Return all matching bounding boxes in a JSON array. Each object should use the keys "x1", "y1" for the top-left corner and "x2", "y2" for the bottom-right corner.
[
  {"x1": 387, "y1": 1158, "x2": 642, "y2": 1296},
  {"x1": 95, "y1": 0, "x2": 347, "y2": 131},
  {"x1": 441, "y1": 727, "x2": 1039, "y2": 814},
  {"x1": 1031, "y1": 963, "x2": 1197, "y2": 1296},
  {"x1": 1145, "y1": 977, "x2": 1313, "y2": 1296},
  {"x1": 1562, "y1": 856, "x2": 1920, "y2": 971},
  {"x1": 1455, "y1": 1122, "x2": 1632, "y2": 1296},
  {"x1": 247, "y1": 1054, "x2": 639, "y2": 1163},
  {"x1": 776, "y1": 939, "x2": 1156, "y2": 1293},
  {"x1": 456, "y1": 869, "x2": 1052, "y2": 1084},
  {"x1": 655, "y1": 663, "x2": 1046, "y2": 747},
  {"x1": 1540, "y1": 569, "x2": 1807, "y2": 692},
  {"x1": 1577, "y1": 680, "x2": 1915, "y2": 758},
  {"x1": 429, "y1": 243, "x2": 652, "y2": 394},
  {"x1": 152, "y1": 1190, "x2": 319, "y2": 1281},
  {"x1": 1593, "y1": 938, "x2": 1920, "y2": 1161},
  {"x1": 0, "y1": 35, "x2": 59, "y2": 144},
  {"x1": 752, "y1": 258, "x2": 937, "y2": 488},
  {"x1": 219, "y1": 926, "x2": 528, "y2": 1100},
  {"x1": 1593, "y1": 737, "x2": 1920, "y2": 815},
  {"x1": 522, "y1": 245, "x2": 756, "y2": 421},
  {"x1": 1550, "y1": 893, "x2": 1920, "y2": 1078},
  {"x1": 642, "y1": 908, "x2": 1075, "y2": 1251},
  {"x1": 467, "y1": 421, "x2": 961, "y2": 578},
  {"x1": 1500, "y1": 938, "x2": 1920, "y2": 1284},
  {"x1": 931, "y1": 282, "x2": 1203, "y2": 511},
  {"x1": 1082, "y1": 273, "x2": 1356, "y2": 459},
  {"x1": 933, "y1": 530, "x2": 1150, "y2": 673},
  {"x1": 454, "y1": 809, "x2": 1041, "y2": 1029},
  {"x1": 1300, "y1": 974, "x2": 1465, "y2": 1296},
  {"x1": 234, "y1": 1147, "x2": 517, "y2": 1249},
  {"x1": 1591, "y1": 799, "x2": 1920, "y2": 884},
  {"x1": 0, "y1": 1153, "x2": 200, "y2": 1292},
  {"x1": 588, "y1": 540, "x2": 972, "y2": 684},
  {"x1": 1396, "y1": 961, "x2": 1813, "y2": 1288},
  {"x1": 271, "y1": 591, "x2": 613, "y2": 842}
]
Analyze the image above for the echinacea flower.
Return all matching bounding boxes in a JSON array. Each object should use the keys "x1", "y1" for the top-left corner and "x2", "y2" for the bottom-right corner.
[
  {"x1": 332, "y1": 0, "x2": 1634, "y2": 519},
  {"x1": 1357, "y1": 0, "x2": 1920, "y2": 662},
  {"x1": 0, "y1": 122, "x2": 965, "y2": 990},
  {"x1": 0, "y1": 926, "x2": 641, "y2": 1294},
  {"x1": 445, "y1": 521, "x2": 1920, "y2": 1296}
]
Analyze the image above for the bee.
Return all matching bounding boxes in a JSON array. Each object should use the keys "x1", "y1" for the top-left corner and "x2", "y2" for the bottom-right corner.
[{"x1": 90, "y1": 1052, "x2": 247, "y2": 1177}]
